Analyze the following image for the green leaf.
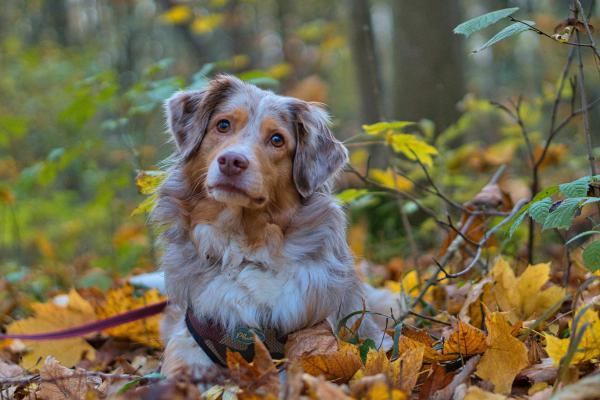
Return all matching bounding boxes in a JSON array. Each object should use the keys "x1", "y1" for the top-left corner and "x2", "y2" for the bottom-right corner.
[
  {"x1": 454, "y1": 7, "x2": 519, "y2": 37},
  {"x1": 117, "y1": 372, "x2": 164, "y2": 394},
  {"x1": 131, "y1": 193, "x2": 158, "y2": 216},
  {"x1": 508, "y1": 209, "x2": 527, "y2": 238},
  {"x1": 474, "y1": 21, "x2": 535, "y2": 53},
  {"x1": 582, "y1": 240, "x2": 600, "y2": 272},
  {"x1": 336, "y1": 188, "x2": 369, "y2": 204},
  {"x1": 529, "y1": 197, "x2": 552, "y2": 225},
  {"x1": 532, "y1": 185, "x2": 560, "y2": 202},
  {"x1": 559, "y1": 176, "x2": 591, "y2": 197},
  {"x1": 542, "y1": 198, "x2": 582, "y2": 230},
  {"x1": 566, "y1": 230, "x2": 600, "y2": 246},
  {"x1": 359, "y1": 338, "x2": 377, "y2": 363}
]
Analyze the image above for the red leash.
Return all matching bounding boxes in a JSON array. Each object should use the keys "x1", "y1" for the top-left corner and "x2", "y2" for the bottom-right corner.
[{"x1": 0, "y1": 300, "x2": 168, "y2": 341}]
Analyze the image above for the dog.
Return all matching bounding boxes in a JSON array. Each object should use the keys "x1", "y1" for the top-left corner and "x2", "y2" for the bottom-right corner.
[{"x1": 151, "y1": 75, "x2": 388, "y2": 377}]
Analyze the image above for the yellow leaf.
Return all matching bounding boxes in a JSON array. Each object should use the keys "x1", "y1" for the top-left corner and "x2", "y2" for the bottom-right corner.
[
  {"x1": 362, "y1": 121, "x2": 416, "y2": 136},
  {"x1": 388, "y1": 133, "x2": 438, "y2": 167},
  {"x1": 464, "y1": 386, "x2": 508, "y2": 399},
  {"x1": 159, "y1": 5, "x2": 192, "y2": 24},
  {"x1": 370, "y1": 169, "x2": 413, "y2": 191},
  {"x1": 135, "y1": 170, "x2": 166, "y2": 195},
  {"x1": 300, "y1": 345, "x2": 362, "y2": 383},
  {"x1": 490, "y1": 257, "x2": 566, "y2": 322},
  {"x1": 443, "y1": 321, "x2": 487, "y2": 357},
  {"x1": 131, "y1": 193, "x2": 158, "y2": 216},
  {"x1": 6, "y1": 290, "x2": 96, "y2": 369},
  {"x1": 191, "y1": 14, "x2": 224, "y2": 34},
  {"x1": 544, "y1": 305, "x2": 600, "y2": 366},
  {"x1": 267, "y1": 63, "x2": 292, "y2": 79},
  {"x1": 475, "y1": 312, "x2": 529, "y2": 394},
  {"x1": 95, "y1": 284, "x2": 165, "y2": 348},
  {"x1": 365, "y1": 381, "x2": 407, "y2": 400}
]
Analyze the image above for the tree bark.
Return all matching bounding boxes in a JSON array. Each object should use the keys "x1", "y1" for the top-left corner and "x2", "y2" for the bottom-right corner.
[
  {"x1": 349, "y1": 0, "x2": 386, "y2": 166},
  {"x1": 392, "y1": 0, "x2": 465, "y2": 138}
]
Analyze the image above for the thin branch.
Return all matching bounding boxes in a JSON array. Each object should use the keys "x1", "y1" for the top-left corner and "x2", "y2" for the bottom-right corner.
[{"x1": 510, "y1": 16, "x2": 599, "y2": 52}]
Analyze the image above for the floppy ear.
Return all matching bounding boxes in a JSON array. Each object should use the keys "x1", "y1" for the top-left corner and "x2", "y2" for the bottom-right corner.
[
  {"x1": 291, "y1": 102, "x2": 349, "y2": 198},
  {"x1": 165, "y1": 75, "x2": 240, "y2": 159},
  {"x1": 166, "y1": 90, "x2": 205, "y2": 155}
]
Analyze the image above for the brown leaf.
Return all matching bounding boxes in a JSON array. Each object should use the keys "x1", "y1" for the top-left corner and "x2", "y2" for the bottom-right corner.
[
  {"x1": 226, "y1": 336, "x2": 279, "y2": 396},
  {"x1": 37, "y1": 356, "x2": 89, "y2": 400},
  {"x1": 285, "y1": 321, "x2": 338, "y2": 362},
  {"x1": 303, "y1": 373, "x2": 353, "y2": 400},
  {"x1": 419, "y1": 364, "x2": 456, "y2": 400}
]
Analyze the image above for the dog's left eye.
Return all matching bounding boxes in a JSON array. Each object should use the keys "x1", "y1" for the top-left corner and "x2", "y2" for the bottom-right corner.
[{"x1": 270, "y1": 133, "x2": 284, "y2": 147}]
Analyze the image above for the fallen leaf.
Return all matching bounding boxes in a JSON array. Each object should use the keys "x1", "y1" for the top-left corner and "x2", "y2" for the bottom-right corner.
[
  {"x1": 475, "y1": 312, "x2": 529, "y2": 394},
  {"x1": 227, "y1": 336, "x2": 279, "y2": 396},
  {"x1": 95, "y1": 284, "x2": 165, "y2": 348},
  {"x1": 443, "y1": 321, "x2": 487, "y2": 357},
  {"x1": 303, "y1": 373, "x2": 353, "y2": 400},
  {"x1": 464, "y1": 386, "x2": 508, "y2": 399},
  {"x1": 37, "y1": 356, "x2": 89, "y2": 400},
  {"x1": 6, "y1": 290, "x2": 96, "y2": 369},
  {"x1": 491, "y1": 257, "x2": 566, "y2": 322},
  {"x1": 300, "y1": 343, "x2": 362, "y2": 383},
  {"x1": 544, "y1": 305, "x2": 600, "y2": 366}
]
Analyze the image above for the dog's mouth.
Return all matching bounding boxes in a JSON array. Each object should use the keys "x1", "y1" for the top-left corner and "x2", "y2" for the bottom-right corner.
[{"x1": 207, "y1": 183, "x2": 267, "y2": 206}]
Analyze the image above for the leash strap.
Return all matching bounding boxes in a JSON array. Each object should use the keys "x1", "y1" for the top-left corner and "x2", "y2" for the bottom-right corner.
[{"x1": 0, "y1": 300, "x2": 168, "y2": 341}]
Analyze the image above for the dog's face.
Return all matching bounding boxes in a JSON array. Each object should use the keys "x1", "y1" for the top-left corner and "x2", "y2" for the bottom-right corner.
[{"x1": 166, "y1": 75, "x2": 348, "y2": 210}]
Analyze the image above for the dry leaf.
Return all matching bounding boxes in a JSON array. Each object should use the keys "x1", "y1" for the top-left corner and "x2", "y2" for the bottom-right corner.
[
  {"x1": 303, "y1": 373, "x2": 353, "y2": 400},
  {"x1": 227, "y1": 336, "x2": 279, "y2": 396},
  {"x1": 544, "y1": 305, "x2": 600, "y2": 366},
  {"x1": 6, "y1": 290, "x2": 96, "y2": 369},
  {"x1": 95, "y1": 284, "x2": 165, "y2": 348},
  {"x1": 300, "y1": 343, "x2": 362, "y2": 383},
  {"x1": 285, "y1": 321, "x2": 338, "y2": 362},
  {"x1": 37, "y1": 356, "x2": 89, "y2": 400},
  {"x1": 464, "y1": 386, "x2": 508, "y2": 399},
  {"x1": 443, "y1": 321, "x2": 487, "y2": 357},
  {"x1": 475, "y1": 312, "x2": 529, "y2": 394},
  {"x1": 491, "y1": 258, "x2": 565, "y2": 322}
]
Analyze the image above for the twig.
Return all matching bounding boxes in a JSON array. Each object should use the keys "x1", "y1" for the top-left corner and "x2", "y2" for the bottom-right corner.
[
  {"x1": 509, "y1": 16, "x2": 599, "y2": 52},
  {"x1": 443, "y1": 198, "x2": 528, "y2": 279}
]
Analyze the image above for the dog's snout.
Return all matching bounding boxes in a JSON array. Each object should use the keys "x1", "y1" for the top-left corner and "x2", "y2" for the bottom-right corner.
[{"x1": 217, "y1": 152, "x2": 249, "y2": 176}]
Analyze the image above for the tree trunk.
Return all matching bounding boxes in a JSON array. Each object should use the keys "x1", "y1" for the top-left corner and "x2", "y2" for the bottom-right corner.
[
  {"x1": 349, "y1": 0, "x2": 386, "y2": 166},
  {"x1": 392, "y1": 0, "x2": 465, "y2": 138}
]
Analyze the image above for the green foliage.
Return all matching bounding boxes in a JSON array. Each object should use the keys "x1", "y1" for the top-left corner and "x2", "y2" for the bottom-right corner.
[
  {"x1": 453, "y1": 7, "x2": 519, "y2": 37},
  {"x1": 474, "y1": 21, "x2": 535, "y2": 53},
  {"x1": 508, "y1": 175, "x2": 600, "y2": 271}
]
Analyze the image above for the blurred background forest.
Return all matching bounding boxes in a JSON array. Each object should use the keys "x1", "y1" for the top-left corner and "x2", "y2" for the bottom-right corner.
[{"x1": 1, "y1": 0, "x2": 599, "y2": 312}]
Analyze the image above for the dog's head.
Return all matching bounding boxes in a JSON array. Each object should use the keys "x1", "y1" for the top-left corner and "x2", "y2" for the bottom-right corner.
[{"x1": 166, "y1": 75, "x2": 348, "y2": 209}]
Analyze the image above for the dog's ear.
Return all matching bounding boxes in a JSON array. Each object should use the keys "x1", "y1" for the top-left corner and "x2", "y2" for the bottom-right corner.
[
  {"x1": 165, "y1": 75, "x2": 239, "y2": 159},
  {"x1": 291, "y1": 102, "x2": 348, "y2": 198}
]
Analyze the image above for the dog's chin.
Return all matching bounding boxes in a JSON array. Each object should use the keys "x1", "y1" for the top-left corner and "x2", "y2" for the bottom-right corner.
[{"x1": 208, "y1": 185, "x2": 267, "y2": 208}]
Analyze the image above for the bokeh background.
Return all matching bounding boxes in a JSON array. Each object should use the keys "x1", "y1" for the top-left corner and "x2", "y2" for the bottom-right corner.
[{"x1": 1, "y1": 1, "x2": 598, "y2": 312}]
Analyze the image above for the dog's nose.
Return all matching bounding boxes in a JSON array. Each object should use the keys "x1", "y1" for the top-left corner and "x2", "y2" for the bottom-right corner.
[{"x1": 217, "y1": 152, "x2": 249, "y2": 176}]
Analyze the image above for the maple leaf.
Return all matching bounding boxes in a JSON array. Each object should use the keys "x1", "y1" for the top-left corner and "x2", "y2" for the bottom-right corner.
[
  {"x1": 475, "y1": 312, "x2": 529, "y2": 394},
  {"x1": 6, "y1": 290, "x2": 96, "y2": 369},
  {"x1": 443, "y1": 321, "x2": 487, "y2": 357},
  {"x1": 490, "y1": 257, "x2": 565, "y2": 322},
  {"x1": 544, "y1": 305, "x2": 600, "y2": 366},
  {"x1": 95, "y1": 284, "x2": 165, "y2": 348},
  {"x1": 285, "y1": 321, "x2": 338, "y2": 362}
]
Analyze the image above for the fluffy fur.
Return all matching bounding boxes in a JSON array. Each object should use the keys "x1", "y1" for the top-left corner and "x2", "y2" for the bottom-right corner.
[{"x1": 152, "y1": 75, "x2": 385, "y2": 376}]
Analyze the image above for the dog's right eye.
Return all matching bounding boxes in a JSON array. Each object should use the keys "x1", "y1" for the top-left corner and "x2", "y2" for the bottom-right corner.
[{"x1": 216, "y1": 119, "x2": 231, "y2": 133}]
